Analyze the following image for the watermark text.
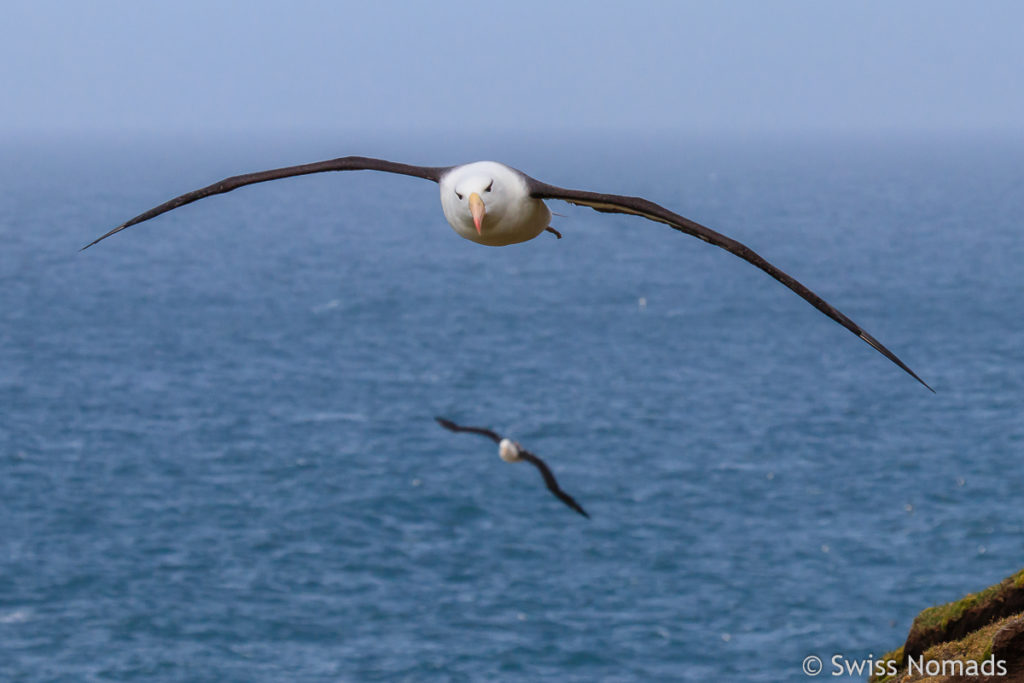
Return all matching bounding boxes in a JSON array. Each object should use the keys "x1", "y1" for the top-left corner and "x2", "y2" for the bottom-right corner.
[{"x1": 800, "y1": 653, "x2": 1008, "y2": 677}]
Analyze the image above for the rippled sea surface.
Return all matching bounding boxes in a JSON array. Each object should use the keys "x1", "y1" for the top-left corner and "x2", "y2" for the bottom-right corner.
[{"x1": 1, "y1": 132, "x2": 1022, "y2": 681}]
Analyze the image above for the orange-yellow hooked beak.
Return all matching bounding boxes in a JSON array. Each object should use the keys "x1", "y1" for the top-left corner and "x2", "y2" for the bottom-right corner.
[{"x1": 468, "y1": 192, "x2": 485, "y2": 234}]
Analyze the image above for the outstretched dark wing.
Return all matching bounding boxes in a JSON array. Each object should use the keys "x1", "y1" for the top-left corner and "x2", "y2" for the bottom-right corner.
[
  {"x1": 525, "y1": 177, "x2": 932, "y2": 392},
  {"x1": 82, "y1": 156, "x2": 452, "y2": 250},
  {"x1": 434, "y1": 417, "x2": 502, "y2": 444},
  {"x1": 518, "y1": 450, "x2": 590, "y2": 518}
]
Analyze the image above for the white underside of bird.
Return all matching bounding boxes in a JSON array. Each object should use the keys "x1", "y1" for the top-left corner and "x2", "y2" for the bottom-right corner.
[
  {"x1": 439, "y1": 162, "x2": 551, "y2": 246},
  {"x1": 498, "y1": 438, "x2": 522, "y2": 463}
]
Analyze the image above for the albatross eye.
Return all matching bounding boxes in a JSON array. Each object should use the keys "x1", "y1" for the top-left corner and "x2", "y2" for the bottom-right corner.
[
  {"x1": 484, "y1": 180, "x2": 493, "y2": 193},
  {"x1": 455, "y1": 191, "x2": 463, "y2": 200}
]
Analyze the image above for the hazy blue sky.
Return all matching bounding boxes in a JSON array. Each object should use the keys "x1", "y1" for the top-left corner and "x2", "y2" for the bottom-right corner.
[{"x1": 3, "y1": 1, "x2": 1023, "y2": 137}]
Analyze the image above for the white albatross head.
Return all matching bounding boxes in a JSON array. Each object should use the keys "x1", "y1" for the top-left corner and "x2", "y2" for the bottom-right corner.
[
  {"x1": 438, "y1": 161, "x2": 550, "y2": 247},
  {"x1": 498, "y1": 438, "x2": 522, "y2": 463}
]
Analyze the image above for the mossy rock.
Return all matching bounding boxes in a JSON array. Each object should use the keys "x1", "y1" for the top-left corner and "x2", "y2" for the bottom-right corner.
[
  {"x1": 904, "y1": 569, "x2": 1024, "y2": 661},
  {"x1": 870, "y1": 568, "x2": 1024, "y2": 683},
  {"x1": 871, "y1": 613, "x2": 1024, "y2": 682}
]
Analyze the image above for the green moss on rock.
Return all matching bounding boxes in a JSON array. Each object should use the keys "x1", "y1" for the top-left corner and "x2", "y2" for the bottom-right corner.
[
  {"x1": 904, "y1": 569, "x2": 1024, "y2": 661},
  {"x1": 869, "y1": 646, "x2": 903, "y2": 683},
  {"x1": 870, "y1": 568, "x2": 1024, "y2": 683}
]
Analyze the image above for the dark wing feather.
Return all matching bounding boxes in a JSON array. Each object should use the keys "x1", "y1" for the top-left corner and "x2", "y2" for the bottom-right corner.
[
  {"x1": 82, "y1": 156, "x2": 451, "y2": 250},
  {"x1": 526, "y1": 178, "x2": 932, "y2": 392},
  {"x1": 518, "y1": 450, "x2": 590, "y2": 518},
  {"x1": 434, "y1": 417, "x2": 502, "y2": 444}
]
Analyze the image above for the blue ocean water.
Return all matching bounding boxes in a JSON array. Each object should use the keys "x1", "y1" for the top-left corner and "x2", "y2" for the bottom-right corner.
[{"x1": 1, "y1": 132, "x2": 1022, "y2": 681}]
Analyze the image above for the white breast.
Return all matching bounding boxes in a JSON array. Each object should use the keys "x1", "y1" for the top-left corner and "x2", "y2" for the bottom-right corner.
[{"x1": 498, "y1": 438, "x2": 522, "y2": 462}]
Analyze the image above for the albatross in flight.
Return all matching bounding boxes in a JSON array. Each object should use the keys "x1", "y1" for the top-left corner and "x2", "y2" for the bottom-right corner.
[
  {"x1": 435, "y1": 417, "x2": 589, "y2": 518},
  {"x1": 82, "y1": 155, "x2": 931, "y2": 391}
]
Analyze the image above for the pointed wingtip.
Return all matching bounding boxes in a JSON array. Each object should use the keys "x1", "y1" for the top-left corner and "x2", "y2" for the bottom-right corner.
[
  {"x1": 897, "y1": 362, "x2": 935, "y2": 393},
  {"x1": 80, "y1": 223, "x2": 128, "y2": 252},
  {"x1": 899, "y1": 363, "x2": 935, "y2": 393},
  {"x1": 559, "y1": 490, "x2": 590, "y2": 519},
  {"x1": 857, "y1": 332, "x2": 934, "y2": 393}
]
